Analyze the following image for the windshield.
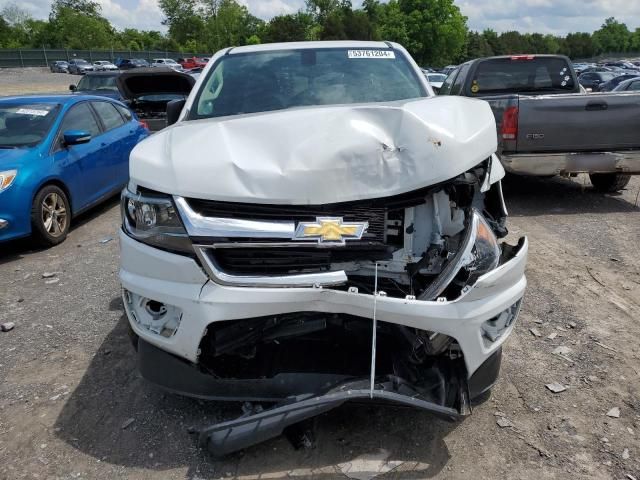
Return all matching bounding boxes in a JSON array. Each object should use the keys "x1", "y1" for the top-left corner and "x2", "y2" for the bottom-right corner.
[
  {"x1": 74, "y1": 59, "x2": 89, "y2": 65},
  {"x1": 77, "y1": 75, "x2": 118, "y2": 91},
  {"x1": 0, "y1": 103, "x2": 60, "y2": 148},
  {"x1": 191, "y1": 48, "x2": 425, "y2": 119},
  {"x1": 469, "y1": 57, "x2": 576, "y2": 95}
]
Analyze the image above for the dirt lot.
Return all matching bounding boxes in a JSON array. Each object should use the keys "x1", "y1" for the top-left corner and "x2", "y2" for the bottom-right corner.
[
  {"x1": 0, "y1": 69, "x2": 639, "y2": 479},
  {"x1": 0, "y1": 67, "x2": 78, "y2": 96}
]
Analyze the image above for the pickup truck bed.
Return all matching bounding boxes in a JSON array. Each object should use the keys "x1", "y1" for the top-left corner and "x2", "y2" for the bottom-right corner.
[{"x1": 441, "y1": 55, "x2": 640, "y2": 189}]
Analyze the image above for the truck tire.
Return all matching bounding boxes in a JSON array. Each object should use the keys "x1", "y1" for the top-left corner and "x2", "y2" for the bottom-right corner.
[
  {"x1": 589, "y1": 173, "x2": 631, "y2": 193},
  {"x1": 31, "y1": 185, "x2": 70, "y2": 246}
]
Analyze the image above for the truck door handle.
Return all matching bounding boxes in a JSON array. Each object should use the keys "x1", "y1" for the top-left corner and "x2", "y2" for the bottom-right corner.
[{"x1": 586, "y1": 101, "x2": 608, "y2": 111}]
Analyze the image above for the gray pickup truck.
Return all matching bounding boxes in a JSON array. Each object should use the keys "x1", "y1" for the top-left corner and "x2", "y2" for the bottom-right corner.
[{"x1": 440, "y1": 55, "x2": 640, "y2": 192}]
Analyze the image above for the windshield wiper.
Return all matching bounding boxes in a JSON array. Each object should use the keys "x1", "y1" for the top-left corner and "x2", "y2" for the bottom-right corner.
[{"x1": 0, "y1": 144, "x2": 18, "y2": 149}]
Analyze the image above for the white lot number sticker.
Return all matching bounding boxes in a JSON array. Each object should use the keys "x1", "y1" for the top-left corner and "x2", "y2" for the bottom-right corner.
[
  {"x1": 348, "y1": 50, "x2": 395, "y2": 59},
  {"x1": 15, "y1": 108, "x2": 50, "y2": 116}
]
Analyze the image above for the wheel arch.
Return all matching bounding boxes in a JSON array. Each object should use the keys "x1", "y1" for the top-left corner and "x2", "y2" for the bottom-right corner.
[{"x1": 33, "y1": 178, "x2": 74, "y2": 217}]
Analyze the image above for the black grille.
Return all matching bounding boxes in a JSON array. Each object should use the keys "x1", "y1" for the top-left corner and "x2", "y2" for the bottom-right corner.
[
  {"x1": 210, "y1": 246, "x2": 392, "y2": 275},
  {"x1": 187, "y1": 199, "x2": 393, "y2": 243},
  {"x1": 187, "y1": 197, "x2": 411, "y2": 276}
]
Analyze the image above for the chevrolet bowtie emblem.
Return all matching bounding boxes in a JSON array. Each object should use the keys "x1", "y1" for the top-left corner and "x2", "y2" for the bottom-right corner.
[{"x1": 294, "y1": 217, "x2": 368, "y2": 245}]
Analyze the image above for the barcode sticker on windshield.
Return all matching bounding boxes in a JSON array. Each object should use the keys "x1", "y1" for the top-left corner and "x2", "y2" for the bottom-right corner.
[
  {"x1": 348, "y1": 50, "x2": 395, "y2": 59},
  {"x1": 15, "y1": 108, "x2": 50, "y2": 116}
]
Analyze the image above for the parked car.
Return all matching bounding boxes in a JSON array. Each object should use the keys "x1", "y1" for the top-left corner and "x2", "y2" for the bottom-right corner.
[
  {"x1": 603, "y1": 61, "x2": 639, "y2": 71},
  {"x1": 50, "y1": 61, "x2": 69, "y2": 73},
  {"x1": 440, "y1": 55, "x2": 640, "y2": 192},
  {"x1": 578, "y1": 71, "x2": 617, "y2": 91},
  {"x1": 441, "y1": 65, "x2": 457, "y2": 76},
  {"x1": 598, "y1": 73, "x2": 640, "y2": 92},
  {"x1": 120, "y1": 41, "x2": 527, "y2": 457},
  {"x1": 116, "y1": 67, "x2": 195, "y2": 131},
  {"x1": 0, "y1": 95, "x2": 148, "y2": 245},
  {"x1": 151, "y1": 58, "x2": 183, "y2": 71},
  {"x1": 580, "y1": 66, "x2": 614, "y2": 74},
  {"x1": 69, "y1": 72, "x2": 122, "y2": 100},
  {"x1": 612, "y1": 77, "x2": 640, "y2": 92},
  {"x1": 68, "y1": 59, "x2": 94, "y2": 75},
  {"x1": 93, "y1": 60, "x2": 118, "y2": 71},
  {"x1": 116, "y1": 58, "x2": 150, "y2": 70},
  {"x1": 178, "y1": 57, "x2": 207, "y2": 70},
  {"x1": 426, "y1": 72, "x2": 447, "y2": 92}
]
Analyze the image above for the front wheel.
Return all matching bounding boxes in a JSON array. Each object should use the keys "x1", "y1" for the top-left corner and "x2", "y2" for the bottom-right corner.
[
  {"x1": 589, "y1": 173, "x2": 631, "y2": 193},
  {"x1": 31, "y1": 185, "x2": 70, "y2": 246}
]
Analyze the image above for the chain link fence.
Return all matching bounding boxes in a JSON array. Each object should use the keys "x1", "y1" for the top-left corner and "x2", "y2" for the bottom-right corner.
[{"x1": 0, "y1": 48, "x2": 212, "y2": 68}]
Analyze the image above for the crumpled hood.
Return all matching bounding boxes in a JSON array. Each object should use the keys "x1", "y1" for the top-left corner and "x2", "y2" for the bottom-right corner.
[{"x1": 130, "y1": 96, "x2": 497, "y2": 204}]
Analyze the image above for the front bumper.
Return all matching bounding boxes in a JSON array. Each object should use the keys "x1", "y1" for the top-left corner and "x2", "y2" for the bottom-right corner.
[
  {"x1": 119, "y1": 230, "x2": 528, "y2": 391},
  {"x1": 501, "y1": 150, "x2": 640, "y2": 176}
]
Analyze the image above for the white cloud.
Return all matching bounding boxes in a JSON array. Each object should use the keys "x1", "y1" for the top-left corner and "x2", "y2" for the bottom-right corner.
[{"x1": 1, "y1": 0, "x2": 638, "y2": 35}]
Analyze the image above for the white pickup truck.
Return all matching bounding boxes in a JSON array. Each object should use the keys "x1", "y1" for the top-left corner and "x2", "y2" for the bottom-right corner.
[{"x1": 119, "y1": 41, "x2": 528, "y2": 456}]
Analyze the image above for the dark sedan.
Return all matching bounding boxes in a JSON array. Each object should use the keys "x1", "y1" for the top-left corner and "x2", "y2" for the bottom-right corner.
[
  {"x1": 116, "y1": 59, "x2": 150, "y2": 70},
  {"x1": 578, "y1": 71, "x2": 617, "y2": 91},
  {"x1": 598, "y1": 73, "x2": 640, "y2": 92},
  {"x1": 69, "y1": 72, "x2": 122, "y2": 100}
]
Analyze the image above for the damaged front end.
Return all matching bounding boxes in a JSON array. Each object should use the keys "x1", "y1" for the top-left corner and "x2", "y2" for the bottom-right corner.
[{"x1": 124, "y1": 156, "x2": 525, "y2": 456}]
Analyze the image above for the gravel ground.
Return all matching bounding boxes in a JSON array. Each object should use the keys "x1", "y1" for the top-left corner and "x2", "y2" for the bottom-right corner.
[
  {"x1": 0, "y1": 67, "x2": 638, "y2": 479},
  {"x1": 1, "y1": 175, "x2": 639, "y2": 480},
  {"x1": 0, "y1": 67, "x2": 78, "y2": 96}
]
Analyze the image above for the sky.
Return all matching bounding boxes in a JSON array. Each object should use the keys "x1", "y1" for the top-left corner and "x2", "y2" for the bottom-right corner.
[{"x1": 2, "y1": 0, "x2": 640, "y2": 36}]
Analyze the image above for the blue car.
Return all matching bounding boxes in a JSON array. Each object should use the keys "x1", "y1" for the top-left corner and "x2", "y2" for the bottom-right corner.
[{"x1": 0, "y1": 95, "x2": 149, "y2": 246}]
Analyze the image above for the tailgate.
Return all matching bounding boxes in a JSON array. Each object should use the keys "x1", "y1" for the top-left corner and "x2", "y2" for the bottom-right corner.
[{"x1": 516, "y1": 93, "x2": 640, "y2": 153}]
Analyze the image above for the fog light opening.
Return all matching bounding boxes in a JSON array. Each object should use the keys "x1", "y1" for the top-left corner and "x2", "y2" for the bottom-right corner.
[{"x1": 145, "y1": 300, "x2": 167, "y2": 319}]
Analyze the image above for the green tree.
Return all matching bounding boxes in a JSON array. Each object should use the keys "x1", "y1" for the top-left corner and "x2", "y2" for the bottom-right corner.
[
  {"x1": 203, "y1": 0, "x2": 264, "y2": 52},
  {"x1": 263, "y1": 13, "x2": 315, "y2": 43},
  {"x1": 464, "y1": 30, "x2": 493, "y2": 60},
  {"x1": 394, "y1": 0, "x2": 468, "y2": 67},
  {"x1": 562, "y1": 32, "x2": 595, "y2": 58},
  {"x1": 50, "y1": 0, "x2": 102, "y2": 20},
  {"x1": 631, "y1": 28, "x2": 640, "y2": 52},
  {"x1": 0, "y1": 16, "x2": 13, "y2": 47},
  {"x1": 306, "y1": 0, "x2": 348, "y2": 23},
  {"x1": 592, "y1": 17, "x2": 631, "y2": 53},
  {"x1": 377, "y1": 1, "x2": 413, "y2": 52},
  {"x1": 158, "y1": 0, "x2": 205, "y2": 48},
  {"x1": 498, "y1": 31, "x2": 530, "y2": 54}
]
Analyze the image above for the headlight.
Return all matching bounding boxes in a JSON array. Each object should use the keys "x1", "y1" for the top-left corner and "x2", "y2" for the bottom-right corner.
[
  {"x1": 419, "y1": 210, "x2": 500, "y2": 300},
  {"x1": 0, "y1": 170, "x2": 17, "y2": 192},
  {"x1": 121, "y1": 188, "x2": 193, "y2": 253},
  {"x1": 461, "y1": 212, "x2": 500, "y2": 285}
]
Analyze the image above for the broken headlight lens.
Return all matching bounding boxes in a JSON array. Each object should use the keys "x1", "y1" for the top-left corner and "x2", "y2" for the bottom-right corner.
[
  {"x1": 463, "y1": 213, "x2": 501, "y2": 284},
  {"x1": 121, "y1": 188, "x2": 193, "y2": 253}
]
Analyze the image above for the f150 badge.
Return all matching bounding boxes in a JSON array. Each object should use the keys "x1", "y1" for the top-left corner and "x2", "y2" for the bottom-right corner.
[
  {"x1": 526, "y1": 133, "x2": 545, "y2": 140},
  {"x1": 294, "y1": 217, "x2": 368, "y2": 245}
]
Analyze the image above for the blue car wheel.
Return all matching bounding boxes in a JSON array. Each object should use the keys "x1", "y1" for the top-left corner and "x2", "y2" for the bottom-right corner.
[{"x1": 31, "y1": 185, "x2": 70, "y2": 246}]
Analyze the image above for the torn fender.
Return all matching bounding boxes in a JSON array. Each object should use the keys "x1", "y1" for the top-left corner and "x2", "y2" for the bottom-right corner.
[{"x1": 130, "y1": 96, "x2": 497, "y2": 204}]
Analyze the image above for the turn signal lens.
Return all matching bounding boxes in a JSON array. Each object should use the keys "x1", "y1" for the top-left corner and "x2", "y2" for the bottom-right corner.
[{"x1": 0, "y1": 170, "x2": 17, "y2": 191}]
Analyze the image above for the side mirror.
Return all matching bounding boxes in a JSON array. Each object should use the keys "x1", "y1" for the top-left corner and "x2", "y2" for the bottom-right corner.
[
  {"x1": 432, "y1": 86, "x2": 440, "y2": 95},
  {"x1": 63, "y1": 130, "x2": 91, "y2": 146},
  {"x1": 166, "y1": 99, "x2": 186, "y2": 126},
  {"x1": 69, "y1": 84, "x2": 76, "y2": 91}
]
